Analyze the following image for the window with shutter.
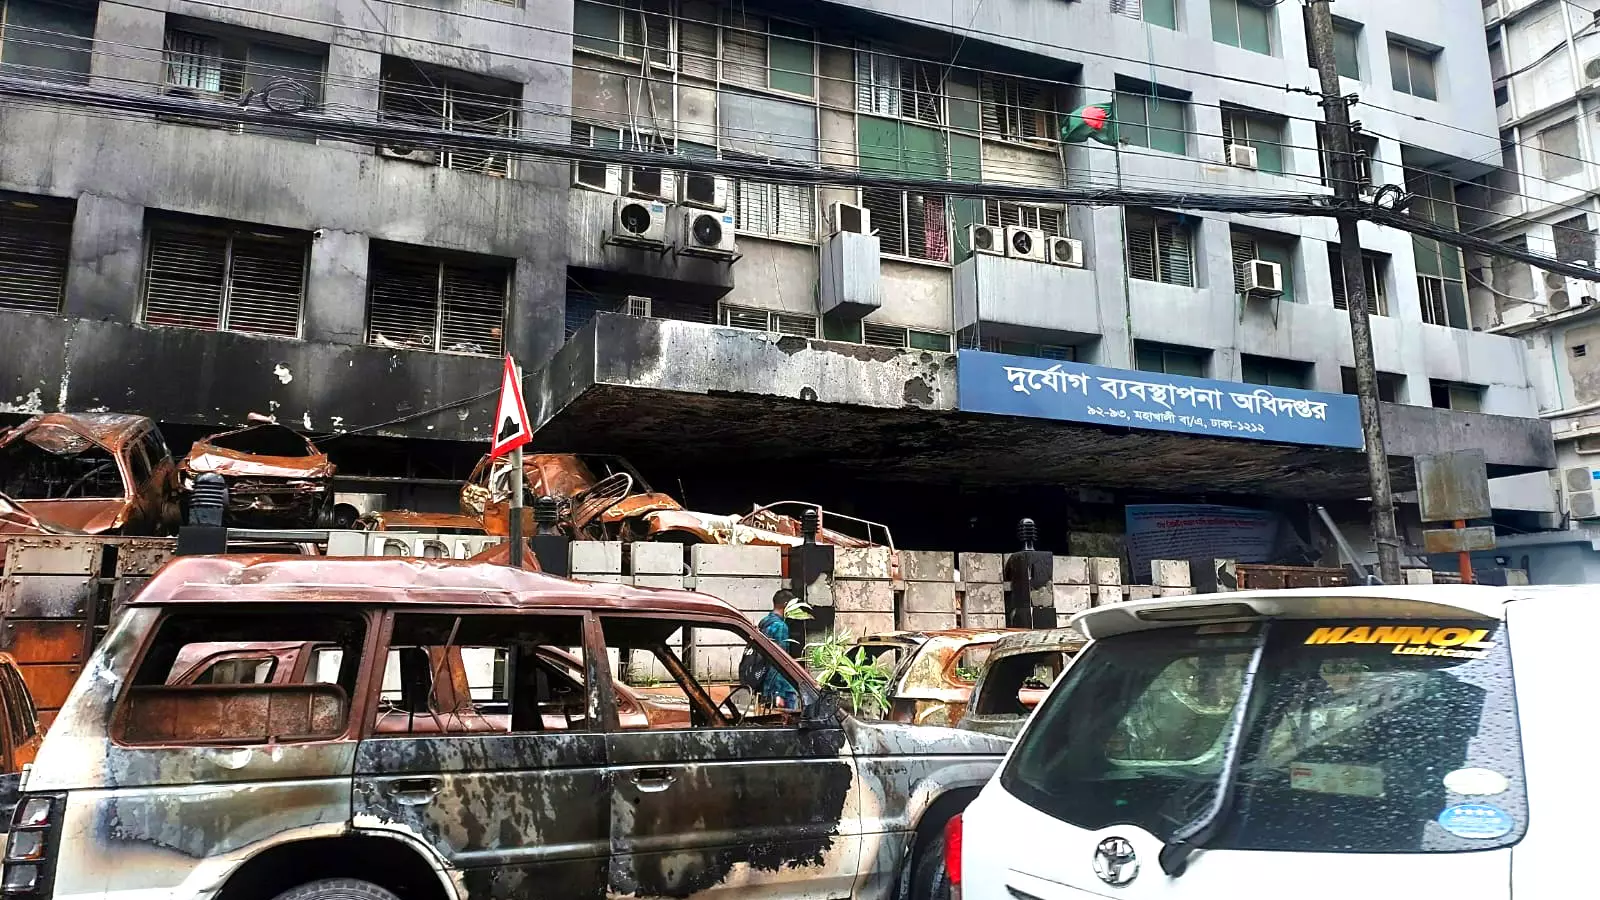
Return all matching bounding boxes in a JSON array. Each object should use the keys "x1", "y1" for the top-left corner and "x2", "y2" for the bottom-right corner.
[
  {"x1": 0, "y1": 194, "x2": 72, "y2": 316},
  {"x1": 773, "y1": 183, "x2": 815, "y2": 239},
  {"x1": 863, "y1": 322, "x2": 909, "y2": 348},
  {"x1": 985, "y1": 201, "x2": 1065, "y2": 237},
  {"x1": 142, "y1": 218, "x2": 308, "y2": 337},
  {"x1": 981, "y1": 75, "x2": 1053, "y2": 141},
  {"x1": 722, "y1": 305, "x2": 773, "y2": 331},
  {"x1": 1158, "y1": 218, "x2": 1194, "y2": 286},
  {"x1": 1125, "y1": 212, "x2": 1159, "y2": 282},
  {"x1": 366, "y1": 244, "x2": 508, "y2": 355},
  {"x1": 1126, "y1": 210, "x2": 1193, "y2": 285},
  {"x1": 165, "y1": 31, "x2": 227, "y2": 94},
  {"x1": 735, "y1": 180, "x2": 774, "y2": 234},
  {"x1": 907, "y1": 193, "x2": 949, "y2": 262},
  {"x1": 1231, "y1": 232, "x2": 1259, "y2": 295},
  {"x1": 619, "y1": 0, "x2": 672, "y2": 67},
  {"x1": 901, "y1": 60, "x2": 943, "y2": 125},
  {"x1": 773, "y1": 313, "x2": 819, "y2": 337},
  {"x1": 862, "y1": 188, "x2": 906, "y2": 257},
  {"x1": 722, "y1": 12, "x2": 768, "y2": 91},
  {"x1": 679, "y1": 14, "x2": 718, "y2": 80},
  {"x1": 379, "y1": 58, "x2": 518, "y2": 177},
  {"x1": 856, "y1": 48, "x2": 901, "y2": 117},
  {"x1": 1329, "y1": 250, "x2": 1387, "y2": 316}
]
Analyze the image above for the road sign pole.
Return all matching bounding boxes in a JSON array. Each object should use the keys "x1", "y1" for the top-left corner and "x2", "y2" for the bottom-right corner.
[{"x1": 509, "y1": 360, "x2": 524, "y2": 569}]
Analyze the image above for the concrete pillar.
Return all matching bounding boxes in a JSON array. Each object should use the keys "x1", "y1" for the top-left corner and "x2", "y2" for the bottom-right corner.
[
  {"x1": 302, "y1": 229, "x2": 369, "y2": 344},
  {"x1": 63, "y1": 194, "x2": 145, "y2": 323},
  {"x1": 325, "y1": 45, "x2": 381, "y2": 121},
  {"x1": 91, "y1": 2, "x2": 162, "y2": 94}
]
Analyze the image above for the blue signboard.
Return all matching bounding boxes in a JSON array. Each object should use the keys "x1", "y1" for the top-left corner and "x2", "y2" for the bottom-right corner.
[{"x1": 957, "y1": 350, "x2": 1363, "y2": 449}]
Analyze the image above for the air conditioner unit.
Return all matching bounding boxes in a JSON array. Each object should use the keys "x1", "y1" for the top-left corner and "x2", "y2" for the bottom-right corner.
[
  {"x1": 1227, "y1": 143, "x2": 1259, "y2": 169},
  {"x1": 1585, "y1": 56, "x2": 1600, "y2": 83},
  {"x1": 610, "y1": 196, "x2": 668, "y2": 246},
  {"x1": 1048, "y1": 236, "x2": 1086, "y2": 268},
  {"x1": 969, "y1": 224, "x2": 1004, "y2": 256},
  {"x1": 1005, "y1": 226, "x2": 1047, "y2": 262},
  {"x1": 622, "y1": 296, "x2": 652, "y2": 317},
  {"x1": 1243, "y1": 259, "x2": 1284, "y2": 296},
  {"x1": 572, "y1": 160, "x2": 621, "y2": 193},
  {"x1": 679, "y1": 172, "x2": 729, "y2": 211},
  {"x1": 829, "y1": 202, "x2": 871, "y2": 236},
  {"x1": 379, "y1": 145, "x2": 438, "y2": 165},
  {"x1": 1565, "y1": 466, "x2": 1600, "y2": 518},
  {"x1": 624, "y1": 165, "x2": 671, "y2": 201},
  {"x1": 680, "y1": 210, "x2": 737, "y2": 258}
]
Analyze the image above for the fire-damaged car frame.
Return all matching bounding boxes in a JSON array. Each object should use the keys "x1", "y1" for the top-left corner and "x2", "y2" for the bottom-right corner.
[
  {"x1": 461, "y1": 452, "x2": 891, "y2": 550},
  {"x1": 16, "y1": 556, "x2": 1005, "y2": 900},
  {"x1": 0, "y1": 413, "x2": 179, "y2": 535},
  {"x1": 180, "y1": 422, "x2": 335, "y2": 528}
]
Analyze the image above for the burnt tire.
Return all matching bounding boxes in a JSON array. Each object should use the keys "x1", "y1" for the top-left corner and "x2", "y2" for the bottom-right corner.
[
  {"x1": 268, "y1": 879, "x2": 402, "y2": 900},
  {"x1": 911, "y1": 827, "x2": 952, "y2": 900}
]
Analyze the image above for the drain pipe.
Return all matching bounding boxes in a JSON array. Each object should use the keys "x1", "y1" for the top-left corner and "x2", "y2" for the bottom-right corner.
[{"x1": 1315, "y1": 505, "x2": 1383, "y2": 585}]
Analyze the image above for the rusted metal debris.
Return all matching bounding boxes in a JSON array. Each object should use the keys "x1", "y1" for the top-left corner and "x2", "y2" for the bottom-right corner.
[
  {"x1": 957, "y1": 628, "x2": 1084, "y2": 739},
  {"x1": 356, "y1": 510, "x2": 488, "y2": 534},
  {"x1": 845, "y1": 628, "x2": 1028, "y2": 727},
  {"x1": 0, "y1": 413, "x2": 179, "y2": 535},
  {"x1": 181, "y1": 422, "x2": 335, "y2": 528},
  {"x1": 461, "y1": 452, "x2": 888, "y2": 550}
]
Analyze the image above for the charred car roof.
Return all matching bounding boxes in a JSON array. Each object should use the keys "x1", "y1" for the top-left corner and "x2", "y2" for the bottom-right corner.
[
  {"x1": 4, "y1": 413, "x2": 152, "y2": 448},
  {"x1": 131, "y1": 555, "x2": 746, "y2": 617}
]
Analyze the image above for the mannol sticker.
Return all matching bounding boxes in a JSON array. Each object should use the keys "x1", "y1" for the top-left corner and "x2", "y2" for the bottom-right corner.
[{"x1": 1303, "y1": 625, "x2": 1496, "y2": 660}]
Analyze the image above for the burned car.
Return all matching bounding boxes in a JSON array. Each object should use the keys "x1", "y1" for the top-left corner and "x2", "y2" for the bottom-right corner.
[
  {"x1": 181, "y1": 422, "x2": 335, "y2": 527},
  {"x1": 0, "y1": 413, "x2": 179, "y2": 534},
  {"x1": 956, "y1": 628, "x2": 1084, "y2": 739},
  {"x1": 461, "y1": 452, "x2": 888, "y2": 550},
  {"x1": 840, "y1": 629, "x2": 1031, "y2": 727},
  {"x1": 20, "y1": 556, "x2": 1005, "y2": 900}
]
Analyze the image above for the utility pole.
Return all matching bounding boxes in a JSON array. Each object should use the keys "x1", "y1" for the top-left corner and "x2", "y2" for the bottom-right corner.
[{"x1": 1306, "y1": 0, "x2": 1402, "y2": 585}]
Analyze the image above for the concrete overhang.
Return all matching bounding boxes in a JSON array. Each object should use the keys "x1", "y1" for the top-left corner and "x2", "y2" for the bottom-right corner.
[{"x1": 529, "y1": 315, "x2": 1555, "y2": 499}]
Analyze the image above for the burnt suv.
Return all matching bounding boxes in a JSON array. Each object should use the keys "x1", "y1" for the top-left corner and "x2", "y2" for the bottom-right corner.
[{"x1": 12, "y1": 556, "x2": 1004, "y2": 900}]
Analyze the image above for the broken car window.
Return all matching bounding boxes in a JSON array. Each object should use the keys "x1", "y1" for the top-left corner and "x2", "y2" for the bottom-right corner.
[
  {"x1": 973, "y1": 651, "x2": 1069, "y2": 717},
  {"x1": 602, "y1": 616, "x2": 801, "y2": 730},
  {"x1": 374, "y1": 614, "x2": 592, "y2": 735},
  {"x1": 118, "y1": 609, "x2": 366, "y2": 745},
  {"x1": 0, "y1": 424, "x2": 125, "y2": 500}
]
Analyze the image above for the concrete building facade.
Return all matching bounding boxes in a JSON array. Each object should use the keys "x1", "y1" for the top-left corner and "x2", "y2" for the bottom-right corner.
[{"x1": 0, "y1": 0, "x2": 1557, "y2": 561}]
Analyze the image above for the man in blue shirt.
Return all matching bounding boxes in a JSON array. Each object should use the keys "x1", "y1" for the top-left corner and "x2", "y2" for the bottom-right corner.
[{"x1": 756, "y1": 589, "x2": 801, "y2": 710}]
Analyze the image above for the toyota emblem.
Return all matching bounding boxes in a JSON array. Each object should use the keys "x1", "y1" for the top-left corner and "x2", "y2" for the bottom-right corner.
[{"x1": 1092, "y1": 837, "x2": 1139, "y2": 887}]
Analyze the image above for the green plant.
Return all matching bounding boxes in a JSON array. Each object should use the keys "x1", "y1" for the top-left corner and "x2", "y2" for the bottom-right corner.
[
  {"x1": 805, "y1": 631, "x2": 891, "y2": 719},
  {"x1": 783, "y1": 598, "x2": 815, "y2": 620}
]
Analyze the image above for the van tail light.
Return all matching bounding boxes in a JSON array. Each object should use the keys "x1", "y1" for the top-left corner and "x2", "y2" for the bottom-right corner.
[
  {"x1": 4, "y1": 794, "x2": 63, "y2": 898},
  {"x1": 945, "y1": 813, "x2": 964, "y2": 896}
]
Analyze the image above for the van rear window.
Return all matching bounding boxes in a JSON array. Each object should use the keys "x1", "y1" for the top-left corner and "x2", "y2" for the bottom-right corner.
[{"x1": 1001, "y1": 619, "x2": 1527, "y2": 853}]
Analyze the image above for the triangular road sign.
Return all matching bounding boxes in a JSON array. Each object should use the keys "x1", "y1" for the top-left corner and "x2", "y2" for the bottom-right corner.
[{"x1": 489, "y1": 354, "x2": 532, "y2": 459}]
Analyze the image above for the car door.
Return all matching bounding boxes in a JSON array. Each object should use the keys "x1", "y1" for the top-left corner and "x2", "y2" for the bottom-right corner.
[
  {"x1": 597, "y1": 613, "x2": 860, "y2": 900},
  {"x1": 352, "y1": 610, "x2": 611, "y2": 899}
]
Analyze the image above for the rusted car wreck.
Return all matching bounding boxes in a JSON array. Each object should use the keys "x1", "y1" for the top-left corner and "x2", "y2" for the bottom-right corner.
[
  {"x1": 18, "y1": 556, "x2": 1004, "y2": 900},
  {"x1": 842, "y1": 629, "x2": 1034, "y2": 727},
  {"x1": 0, "y1": 413, "x2": 178, "y2": 535},
  {"x1": 462, "y1": 452, "x2": 886, "y2": 549},
  {"x1": 181, "y1": 422, "x2": 335, "y2": 527}
]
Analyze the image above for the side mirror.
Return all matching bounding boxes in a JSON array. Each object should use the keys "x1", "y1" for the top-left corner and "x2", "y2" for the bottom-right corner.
[{"x1": 800, "y1": 687, "x2": 843, "y2": 730}]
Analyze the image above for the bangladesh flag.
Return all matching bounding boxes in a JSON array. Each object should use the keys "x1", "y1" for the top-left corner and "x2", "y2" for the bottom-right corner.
[{"x1": 1062, "y1": 102, "x2": 1117, "y2": 145}]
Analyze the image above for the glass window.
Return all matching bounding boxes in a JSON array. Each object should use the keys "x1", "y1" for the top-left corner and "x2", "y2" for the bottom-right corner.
[
  {"x1": 1389, "y1": 40, "x2": 1438, "y2": 100},
  {"x1": 1136, "y1": 343, "x2": 1208, "y2": 377},
  {"x1": 1213, "y1": 0, "x2": 1273, "y2": 54},
  {"x1": 1118, "y1": 88, "x2": 1188, "y2": 155},
  {"x1": 1341, "y1": 367, "x2": 1403, "y2": 402},
  {"x1": 1223, "y1": 108, "x2": 1287, "y2": 174},
  {"x1": 1537, "y1": 120, "x2": 1581, "y2": 180},
  {"x1": 1334, "y1": 21, "x2": 1362, "y2": 79},
  {"x1": 1430, "y1": 380, "x2": 1484, "y2": 412},
  {"x1": 1002, "y1": 619, "x2": 1527, "y2": 853},
  {"x1": 1230, "y1": 228, "x2": 1296, "y2": 302},
  {"x1": 0, "y1": 0, "x2": 94, "y2": 84},
  {"x1": 603, "y1": 616, "x2": 804, "y2": 730},
  {"x1": 1143, "y1": 0, "x2": 1177, "y2": 29},
  {"x1": 1241, "y1": 355, "x2": 1310, "y2": 389}
]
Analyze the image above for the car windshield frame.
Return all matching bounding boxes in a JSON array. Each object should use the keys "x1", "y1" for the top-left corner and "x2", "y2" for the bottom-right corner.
[{"x1": 1000, "y1": 617, "x2": 1529, "y2": 855}]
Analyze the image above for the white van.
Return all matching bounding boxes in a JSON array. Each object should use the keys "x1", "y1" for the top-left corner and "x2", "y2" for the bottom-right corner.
[{"x1": 951, "y1": 586, "x2": 1580, "y2": 900}]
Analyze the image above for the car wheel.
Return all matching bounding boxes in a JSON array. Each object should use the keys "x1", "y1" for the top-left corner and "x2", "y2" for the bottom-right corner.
[
  {"x1": 911, "y1": 826, "x2": 952, "y2": 900},
  {"x1": 268, "y1": 879, "x2": 401, "y2": 900}
]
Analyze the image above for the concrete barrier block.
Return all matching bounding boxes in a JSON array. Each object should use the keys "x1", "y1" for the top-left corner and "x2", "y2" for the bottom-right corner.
[
  {"x1": 835, "y1": 580, "x2": 894, "y2": 613},
  {"x1": 1152, "y1": 559, "x2": 1191, "y2": 588},
  {"x1": 1053, "y1": 556, "x2": 1089, "y2": 585},
  {"x1": 967, "y1": 613, "x2": 1006, "y2": 631},
  {"x1": 1404, "y1": 568, "x2": 1436, "y2": 584},
  {"x1": 633, "y1": 574, "x2": 685, "y2": 590},
  {"x1": 690, "y1": 645, "x2": 740, "y2": 682},
  {"x1": 905, "y1": 582, "x2": 958, "y2": 614},
  {"x1": 1054, "y1": 585, "x2": 1092, "y2": 615},
  {"x1": 836, "y1": 547, "x2": 893, "y2": 579},
  {"x1": 691, "y1": 544, "x2": 783, "y2": 576},
  {"x1": 573, "y1": 573, "x2": 629, "y2": 585},
  {"x1": 1126, "y1": 585, "x2": 1156, "y2": 602},
  {"x1": 631, "y1": 542, "x2": 685, "y2": 575},
  {"x1": 1156, "y1": 586, "x2": 1195, "y2": 598},
  {"x1": 900, "y1": 611, "x2": 958, "y2": 632},
  {"x1": 1094, "y1": 586, "x2": 1126, "y2": 606},
  {"x1": 901, "y1": 550, "x2": 955, "y2": 582},
  {"x1": 834, "y1": 611, "x2": 896, "y2": 640},
  {"x1": 962, "y1": 583, "x2": 1005, "y2": 615},
  {"x1": 690, "y1": 576, "x2": 785, "y2": 612},
  {"x1": 571, "y1": 541, "x2": 623, "y2": 574},
  {"x1": 1090, "y1": 557, "x2": 1122, "y2": 585},
  {"x1": 958, "y1": 552, "x2": 1003, "y2": 584}
]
